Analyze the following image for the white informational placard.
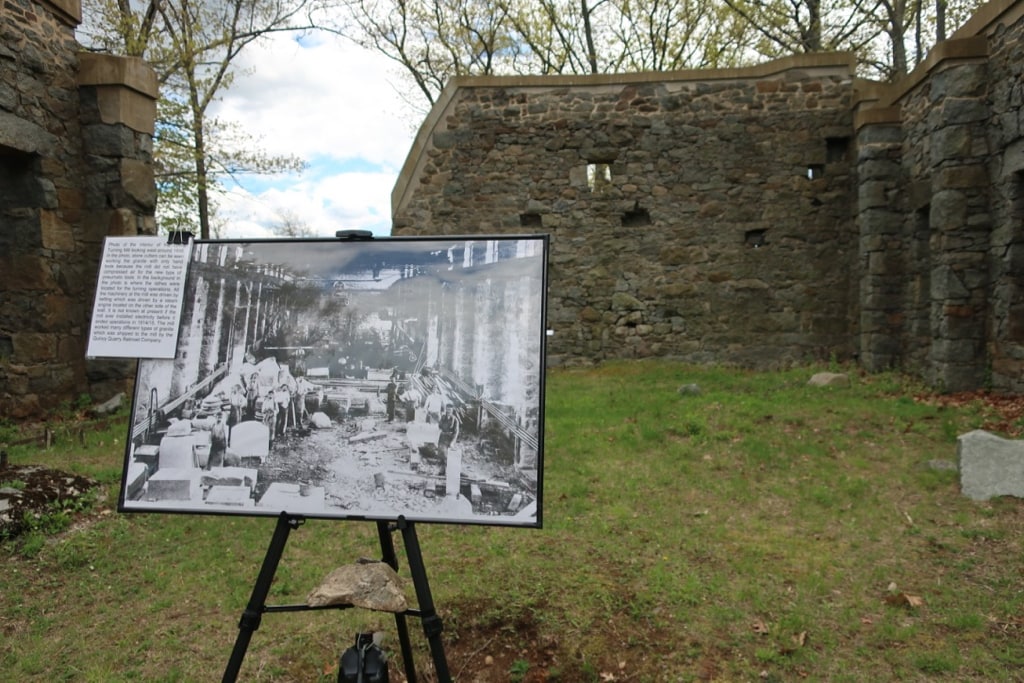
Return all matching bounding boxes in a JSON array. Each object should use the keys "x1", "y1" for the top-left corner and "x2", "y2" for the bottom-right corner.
[{"x1": 87, "y1": 236, "x2": 192, "y2": 359}]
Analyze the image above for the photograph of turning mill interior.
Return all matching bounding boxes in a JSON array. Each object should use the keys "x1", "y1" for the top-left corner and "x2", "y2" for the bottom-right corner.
[{"x1": 120, "y1": 236, "x2": 548, "y2": 527}]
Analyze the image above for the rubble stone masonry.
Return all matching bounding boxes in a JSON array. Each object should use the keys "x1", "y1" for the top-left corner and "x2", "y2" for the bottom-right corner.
[
  {"x1": 394, "y1": 56, "x2": 860, "y2": 369},
  {"x1": 394, "y1": 0, "x2": 1024, "y2": 392},
  {"x1": 1, "y1": 0, "x2": 157, "y2": 418}
]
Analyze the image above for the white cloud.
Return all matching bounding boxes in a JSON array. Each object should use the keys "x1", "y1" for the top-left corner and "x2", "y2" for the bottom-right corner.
[
  {"x1": 211, "y1": 32, "x2": 422, "y2": 239},
  {"x1": 218, "y1": 168, "x2": 398, "y2": 239}
]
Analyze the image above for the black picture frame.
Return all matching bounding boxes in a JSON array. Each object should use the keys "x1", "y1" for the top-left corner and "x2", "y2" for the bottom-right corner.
[{"x1": 119, "y1": 235, "x2": 548, "y2": 527}]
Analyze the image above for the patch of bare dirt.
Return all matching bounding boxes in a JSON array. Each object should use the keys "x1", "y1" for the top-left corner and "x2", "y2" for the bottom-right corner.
[
  {"x1": 0, "y1": 463, "x2": 99, "y2": 539},
  {"x1": 386, "y1": 600, "x2": 606, "y2": 683},
  {"x1": 915, "y1": 390, "x2": 1024, "y2": 436}
]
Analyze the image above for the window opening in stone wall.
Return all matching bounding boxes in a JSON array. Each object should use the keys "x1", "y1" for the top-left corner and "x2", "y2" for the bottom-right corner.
[
  {"x1": 806, "y1": 164, "x2": 825, "y2": 180},
  {"x1": 912, "y1": 206, "x2": 932, "y2": 309},
  {"x1": 0, "y1": 152, "x2": 43, "y2": 253},
  {"x1": 1008, "y1": 172, "x2": 1024, "y2": 344},
  {"x1": 621, "y1": 204, "x2": 651, "y2": 227},
  {"x1": 745, "y1": 228, "x2": 768, "y2": 248},
  {"x1": 520, "y1": 212, "x2": 543, "y2": 228},
  {"x1": 1012, "y1": 170, "x2": 1024, "y2": 222},
  {"x1": 0, "y1": 151, "x2": 38, "y2": 208},
  {"x1": 1009, "y1": 170, "x2": 1024, "y2": 277},
  {"x1": 826, "y1": 137, "x2": 850, "y2": 163},
  {"x1": 587, "y1": 163, "x2": 612, "y2": 193}
]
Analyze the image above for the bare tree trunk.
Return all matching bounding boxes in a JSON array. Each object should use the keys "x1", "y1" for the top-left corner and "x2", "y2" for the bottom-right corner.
[
  {"x1": 890, "y1": 0, "x2": 908, "y2": 77},
  {"x1": 807, "y1": 0, "x2": 822, "y2": 51},
  {"x1": 582, "y1": 0, "x2": 598, "y2": 73},
  {"x1": 190, "y1": 83, "x2": 211, "y2": 239}
]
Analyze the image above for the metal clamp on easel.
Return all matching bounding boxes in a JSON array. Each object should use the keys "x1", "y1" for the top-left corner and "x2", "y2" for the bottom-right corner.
[
  {"x1": 167, "y1": 230, "x2": 195, "y2": 245},
  {"x1": 336, "y1": 229, "x2": 374, "y2": 240}
]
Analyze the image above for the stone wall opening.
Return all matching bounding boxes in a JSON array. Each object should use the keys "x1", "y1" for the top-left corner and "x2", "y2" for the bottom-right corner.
[
  {"x1": 909, "y1": 205, "x2": 932, "y2": 360},
  {"x1": 1012, "y1": 170, "x2": 1024, "y2": 222},
  {"x1": 1008, "y1": 170, "x2": 1024, "y2": 344},
  {"x1": 621, "y1": 204, "x2": 651, "y2": 227},
  {"x1": 520, "y1": 212, "x2": 543, "y2": 227},
  {"x1": 826, "y1": 136, "x2": 850, "y2": 162},
  {"x1": 745, "y1": 228, "x2": 768, "y2": 248},
  {"x1": 586, "y1": 162, "x2": 612, "y2": 192},
  {"x1": 0, "y1": 151, "x2": 41, "y2": 212}
]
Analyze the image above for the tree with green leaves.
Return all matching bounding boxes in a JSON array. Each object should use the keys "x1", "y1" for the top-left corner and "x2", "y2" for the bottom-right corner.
[
  {"x1": 79, "y1": 0, "x2": 314, "y2": 238},
  {"x1": 723, "y1": 0, "x2": 986, "y2": 79},
  {"x1": 340, "y1": 0, "x2": 987, "y2": 109},
  {"x1": 271, "y1": 207, "x2": 316, "y2": 237},
  {"x1": 719, "y1": 0, "x2": 882, "y2": 57},
  {"x1": 337, "y1": 0, "x2": 520, "y2": 107},
  {"x1": 339, "y1": 0, "x2": 756, "y2": 108},
  {"x1": 606, "y1": 0, "x2": 753, "y2": 72}
]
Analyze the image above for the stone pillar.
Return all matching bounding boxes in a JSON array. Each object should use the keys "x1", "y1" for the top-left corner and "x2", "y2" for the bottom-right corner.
[
  {"x1": 77, "y1": 53, "x2": 159, "y2": 401},
  {"x1": 925, "y1": 54, "x2": 992, "y2": 392},
  {"x1": 855, "y1": 107, "x2": 905, "y2": 371},
  {"x1": 987, "y1": 21, "x2": 1024, "y2": 392},
  {"x1": 77, "y1": 54, "x2": 158, "y2": 238}
]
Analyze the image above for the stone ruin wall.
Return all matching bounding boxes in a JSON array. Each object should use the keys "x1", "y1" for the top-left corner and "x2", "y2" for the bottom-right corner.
[
  {"x1": 393, "y1": 57, "x2": 861, "y2": 370},
  {"x1": 986, "y1": 8, "x2": 1024, "y2": 392},
  {"x1": 1, "y1": 0, "x2": 158, "y2": 418},
  {"x1": 857, "y1": 0, "x2": 1024, "y2": 392},
  {"x1": 2, "y1": 0, "x2": 1022, "y2": 419},
  {"x1": 394, "y1": 0, "x2": 1024, "y2": 392}
]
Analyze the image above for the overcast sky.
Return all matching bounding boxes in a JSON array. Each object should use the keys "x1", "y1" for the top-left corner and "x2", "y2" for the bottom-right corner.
[{"x1": 211, "y1": 31, "x2": 422, "y2": 239}]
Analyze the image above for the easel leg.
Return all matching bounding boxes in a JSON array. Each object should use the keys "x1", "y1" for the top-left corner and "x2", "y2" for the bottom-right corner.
[
  {"x1": 377, "y1": 521, "x2": 418, "y2": 683},
  {"x1": 399, "y1": 519, "x2": 452, "y2": 683},
  {"x1": 222, "y1": 512, "x2": 303, "y2": 683}
]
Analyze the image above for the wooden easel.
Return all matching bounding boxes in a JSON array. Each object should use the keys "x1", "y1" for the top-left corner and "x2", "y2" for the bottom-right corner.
[{"x1": 221, "y1": 512, "x2": 451, "y2": 683}]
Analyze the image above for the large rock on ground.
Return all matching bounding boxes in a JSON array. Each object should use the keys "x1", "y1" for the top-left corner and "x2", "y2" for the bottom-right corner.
[
  {"x1": 957, "y1": 429, "x2": 1024, "y2": 501},
  {"x1": 807, "y1": 372, "x2": 850, "y2": 387},
  {"x1": 307, "y1": 561, "x2": 408, "y2": 612}
]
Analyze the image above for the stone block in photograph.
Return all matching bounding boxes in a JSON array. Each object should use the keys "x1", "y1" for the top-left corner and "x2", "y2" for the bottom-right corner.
[
  {"x1": 230, "y1": 421, "x2": 270, "y2": 462},
  {"x1": 158, "y1": 434, "x2": 195, "y2": 469},
  {"x1": 205, "y1": 485, "x2": 254, "y2": 507},
  {"x1": 125, "y1": 461, "x2": 148, "y2": 499},
  {"x1": 146, "y1": 468, "x2": 198, "y2": 501},
  {"x1": 199, "y1": 467, "x2": 258, "y2": 491}
]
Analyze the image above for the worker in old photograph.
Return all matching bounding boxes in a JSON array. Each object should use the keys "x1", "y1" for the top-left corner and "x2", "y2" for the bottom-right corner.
[
  {"x1": 438, "y1": 405, "x2": 460, "y2": 460},
  {"x1": 207, "y1": 412, "x2": 227, "y2": 469}
]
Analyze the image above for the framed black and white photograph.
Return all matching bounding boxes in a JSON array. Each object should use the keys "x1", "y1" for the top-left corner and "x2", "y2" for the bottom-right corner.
[{"x1": 119, "y1": 235, "x2": 547, "y2": 527}]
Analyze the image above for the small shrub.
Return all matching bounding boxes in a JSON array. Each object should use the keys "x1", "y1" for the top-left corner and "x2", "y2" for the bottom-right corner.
[
  {"x1": 509, "y1": 658, "x2": 529, "y2": 682},
  {"x1": 18, "y1": 532, "x2": 46, "y2": 558}
]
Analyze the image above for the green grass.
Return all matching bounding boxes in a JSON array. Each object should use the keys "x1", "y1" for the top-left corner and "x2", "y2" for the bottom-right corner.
[{"x1": 2, "y1": 361, "x2": 1023, "y2": 681}]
